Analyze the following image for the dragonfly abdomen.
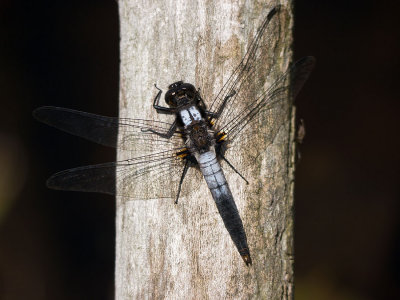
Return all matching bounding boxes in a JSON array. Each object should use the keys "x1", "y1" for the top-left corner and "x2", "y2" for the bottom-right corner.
[{"x1": 198, "y1": 150, "x2": 252, "y2": 265}]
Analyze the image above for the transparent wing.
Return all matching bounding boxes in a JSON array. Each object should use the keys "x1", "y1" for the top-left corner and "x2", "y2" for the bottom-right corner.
[
  {"x1": 217, "y1": 57, "x2": 316, "y2": 150},
  {"x1": 33, "y1": 106, "x2": 184, "y2": 152},
  {"x1": 33, "y1": 106, "x2": 197, "y2": 200},
  {"x1": 208, "y1": 5, "x2": 283, "y2": 124},
  {"x1": 45, "y1": 148, "x2": 196, "y2": 201},
  {"x1": 205, "y1": 5, "x2": 315, "y2": 153}
]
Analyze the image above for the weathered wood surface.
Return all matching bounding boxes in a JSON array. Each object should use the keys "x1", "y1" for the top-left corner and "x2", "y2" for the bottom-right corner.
[{"x1": 116, "y1": 1, "x2": 295, "y2": 299}]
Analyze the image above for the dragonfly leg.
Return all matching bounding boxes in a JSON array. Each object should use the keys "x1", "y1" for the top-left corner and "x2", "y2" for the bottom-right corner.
[
  {"x1": 221, "y1": 154, "x2": 249, "y2": 185},
  {"x1": 206, "y1": 90, "x2": 236, "y2": 118},
  {"x1": 141, "y1": 119, "x2": 177, "y2": 139},
  {"x1": 175, "y1": 160, "x2": 190, "y2": 204},
  {"x1": 153, "y1": 84, "x2": 175, "y2": 114}
]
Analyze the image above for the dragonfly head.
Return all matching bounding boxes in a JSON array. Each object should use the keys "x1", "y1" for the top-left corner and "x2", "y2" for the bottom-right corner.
[{"x1": 165, "y1": 81, "x2": 196, "y2": 108}]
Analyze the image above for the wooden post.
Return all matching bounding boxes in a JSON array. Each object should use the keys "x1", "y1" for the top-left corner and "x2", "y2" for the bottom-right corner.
[{"x1": 116, "y1": 1, "x2": 294, "y2": 298}]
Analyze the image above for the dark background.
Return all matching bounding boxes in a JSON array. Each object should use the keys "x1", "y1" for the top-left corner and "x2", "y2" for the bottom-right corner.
[{"x1": 1, "y1": 0, "x2": 399, "y2": 299}]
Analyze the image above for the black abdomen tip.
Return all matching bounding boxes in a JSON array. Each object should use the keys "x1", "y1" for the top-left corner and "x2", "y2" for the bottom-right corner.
[{"x1": 240, "y1": 248, "x2": 252, "y2": 266}]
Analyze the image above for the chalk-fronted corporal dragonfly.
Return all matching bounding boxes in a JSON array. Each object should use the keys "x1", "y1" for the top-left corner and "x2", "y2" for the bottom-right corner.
[{"x1": 33, "y1": 5, "x2": 315, "y2": 265}]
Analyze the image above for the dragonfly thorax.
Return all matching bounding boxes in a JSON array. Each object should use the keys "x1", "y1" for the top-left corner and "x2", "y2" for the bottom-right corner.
[
  {"x1": 187, "y1": 122, "x2": 213, "y2": 153},
  {"x1": 179, "y1": 105, "x2": 202, "y2": 126},
  {"x1": 179, "y1": 105, "x2": 213, "y2": 153}
]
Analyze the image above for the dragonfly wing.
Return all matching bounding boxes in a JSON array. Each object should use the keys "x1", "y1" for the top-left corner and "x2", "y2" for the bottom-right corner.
[
  {"x1": 33, "y1": 106, "x2": 120, "y2": 147},
  {"x1": 217, "y1": 56, "x2": 316, "y2": 150},
  {"x1": 47, "y1": 162, "x2": 117, "y2": 195},
  {"x1": 207, "y1": 5, "x2": 283, "y2": 122},
  {"x1": 47, "y1": 148, "x2": 198, "y2": 201},
  {"x1": 118, "y1": 118, "x2": 183, "y2": 152},
  {"x1": 33, "y1": 106, "x2": 183, "y2": 153}
]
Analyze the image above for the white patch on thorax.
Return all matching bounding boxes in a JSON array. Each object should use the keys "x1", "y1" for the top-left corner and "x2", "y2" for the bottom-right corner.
[
  {"x1": 188, "y1": 106, "x2": 201, "y2": 121},
  {"x1": 179, "y1": 106, "x2": 202, "y2": 126},
  {"x1": 179, "y1": 109, "x2": 191, "y2": 126}
]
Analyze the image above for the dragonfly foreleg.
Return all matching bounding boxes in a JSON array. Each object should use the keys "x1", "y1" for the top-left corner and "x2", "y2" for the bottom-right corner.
[
  {"x1": 152, "y1": 84, "x2": 175, "y2": 115},
  {"x1": 175, "y1": 160, "x2": 190, "y2": 204},
  {"x1": 221, "y1": 154, "x2": 249, "y2": 185},
  {"x1": 141, "y1": 119, "x2": 177, "y2": 139}
]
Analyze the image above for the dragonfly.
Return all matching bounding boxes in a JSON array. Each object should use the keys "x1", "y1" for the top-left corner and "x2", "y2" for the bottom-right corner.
[{"x1": 33, "y1": 5, "x2": 315, "y2": 265}]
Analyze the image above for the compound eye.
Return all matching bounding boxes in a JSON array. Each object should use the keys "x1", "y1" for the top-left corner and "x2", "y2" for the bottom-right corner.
[{"x1": 165, "y1": 91, "x2": 176, "y2": 106}]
